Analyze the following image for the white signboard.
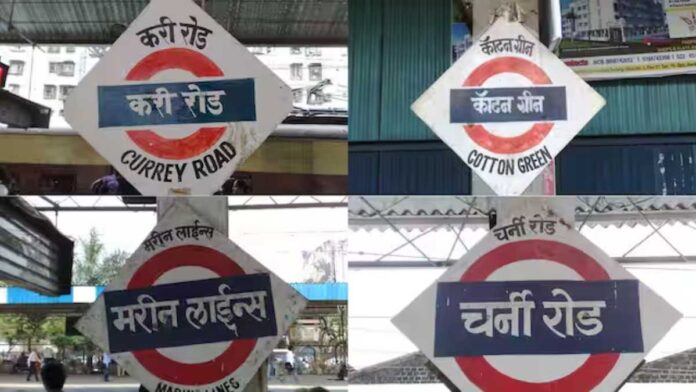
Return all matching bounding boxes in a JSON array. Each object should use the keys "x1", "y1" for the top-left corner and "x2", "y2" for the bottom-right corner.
[
  {"x1": 666, "y1": 0, "x2": 696, "y2": 38},
  {"x1": 77, "y1": 203, "x2": 306, "y2": 392},
  {"x1": 393, "y1": 201, "x2": 681, "y2": 392},
  {"x1": 412, "y1": 18, "x2": 605, "y2": 195},
  {"x1": 64, "y1": 0, "x2": 292, "y2": 196}
]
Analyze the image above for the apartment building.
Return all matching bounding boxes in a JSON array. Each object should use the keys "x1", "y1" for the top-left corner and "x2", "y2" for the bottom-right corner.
[
  {"x1": 562, "y1": 0, "x2": 666, "y2": 40},
  {"x1": 249, "y1": 46, "x2": 348, "y2": 111},
  {"x1": 0, "y1": 45, "x2": 100, "y2": 128},
  {"x1": 1, "y1": 44, "x2": 348, "y2": 129}
]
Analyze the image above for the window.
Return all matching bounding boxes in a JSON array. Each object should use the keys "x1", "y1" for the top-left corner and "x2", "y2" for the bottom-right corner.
[
  {"x1": 8, "y1": 61, "x2": 24, "y2": 75},
  {"x1": 7, "y1": 84, "x2": 19, "y2": 94},
  {"x1": 47, "y1": 46, "x2": 60, "y2": 54},
  {"x1": 44, "y1": 85, "x2": 57, "y2": 100},
  {"x1": 309, "y1": 63, "x2": 322, "y2": 81},
  {"x1": 290, "y1": 63, "x2": 303, "y2": 80},
  {"x1": 59, "y1": 61, "x2": 75, "y2": 76},
  {"x1": 291, "y1": 47, "x2": 302, "y2": 55},
  {"x1": 66, "y1": 46, "x2": 76, "y2": 53},
  {"x1": 305, "y1": 48, "x2": 322, "y2": 57},
  {"x1": 49, "y1": 62, "x2": 61, "y2": 74},
  {"x1": 49, "y1": 61, "x2": 75, "y2": 76},
  {"x1": 10, "y1": 46, "x2": 24, "y2": 53},
  {"x1": 59, "y1": 85, "x2": 75, "y2": 99},
  {"x1": 292, "y1": 89, "x2": 303, "y2": 104}
]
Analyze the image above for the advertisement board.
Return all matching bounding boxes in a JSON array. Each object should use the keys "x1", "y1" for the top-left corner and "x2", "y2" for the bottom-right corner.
[{"x1": 558, "y1": 0, "x2": 696, "y2": 80}]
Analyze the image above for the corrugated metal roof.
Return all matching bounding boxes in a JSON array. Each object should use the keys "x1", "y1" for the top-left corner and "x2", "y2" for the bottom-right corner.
[
  {"x1": 349, "y1": 196, "x2": 696, "y2": 228},
  {"x1": 0, "y1": 0, "x2": 347, "y2": 45}
]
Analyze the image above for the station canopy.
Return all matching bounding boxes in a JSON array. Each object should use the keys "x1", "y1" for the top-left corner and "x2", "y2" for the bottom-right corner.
[
  {"x1": 0, "y1": 0, "x2": 347, "y2": 45},
  {"x1": 350, "y1": 196, "x2": 696, "y2": 230}
]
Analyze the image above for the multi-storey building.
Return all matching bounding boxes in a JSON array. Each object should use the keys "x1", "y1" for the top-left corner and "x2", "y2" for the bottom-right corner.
[
  {"x1": 562, "y1": 0, "x2": 666, "y2": 41},
  {"x1": 1, "y1": 44, "x2": 348, "y2": 129},
  {"x1": 0, "y1": 45, "x2": 100, "y2": 128},
  {"x1": 249, "y1": 46, "x2": 348, "y2": 111}
]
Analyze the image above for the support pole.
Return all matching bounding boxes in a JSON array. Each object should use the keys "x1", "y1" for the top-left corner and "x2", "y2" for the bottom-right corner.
[
  {"x1": 470, "y1": 0, "x2": 555, "y2": 196},
  {"x1": 155, "y1": 196, "x2": 267, "y2": 392}
]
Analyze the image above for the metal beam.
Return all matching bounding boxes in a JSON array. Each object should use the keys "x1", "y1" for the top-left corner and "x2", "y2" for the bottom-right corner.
[
  {"x1": 349, "y1": 209, "x2": 696, "y2": 229},
  {"x1": 33, "y1": 202, "x2": 347, "y2": 212},
  {"x1": 349, "y1": 256, "x2": 696, "y2": 269},
  {"x1": 0, "y1": 130, "x2": 347, "y2": 176},
  {"x1": 0, "y1": 33, "x2": 347, "y2": 46}
]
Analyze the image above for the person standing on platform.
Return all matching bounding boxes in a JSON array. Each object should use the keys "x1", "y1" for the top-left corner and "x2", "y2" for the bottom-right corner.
[
  {"x1": 102, "y1": 352, "x2": 111, "y2": 382},
  {"x1": 283, "y1": 345, "x2": 301, "y2": 384},
  {"x1": 26, "y1": 349, "x2": 41, "y2": 382}
]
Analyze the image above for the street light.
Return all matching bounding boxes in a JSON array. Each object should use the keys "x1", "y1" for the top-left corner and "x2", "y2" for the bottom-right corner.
[{"x1": 566, "y1": 9, "x2": 578, "y2": 40}]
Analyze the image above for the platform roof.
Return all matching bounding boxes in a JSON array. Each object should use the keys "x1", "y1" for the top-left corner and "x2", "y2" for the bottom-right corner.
[{"x1": 0, "y1": 0, "x2": 347, "y2": 45}]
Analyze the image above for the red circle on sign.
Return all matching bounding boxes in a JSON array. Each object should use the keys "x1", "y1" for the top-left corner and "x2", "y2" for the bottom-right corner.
[
  {"x1": 127, "y1": 245, "x2": 256, "y2": 385},
  {"x1": 125, "y1": 48, "x2": 226, "y2": 160},
  {"x1": 463, "y1": 56, "x2": 554, "y2": 154},
  {"x1": 455, "y1": 239, "x2": 619, "y2": 392}
]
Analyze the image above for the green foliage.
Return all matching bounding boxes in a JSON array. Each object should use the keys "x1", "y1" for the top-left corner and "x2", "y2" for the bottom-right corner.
[
  {"x1": 72, "y1": 228, "x2": 129, "y2": 285},
  {"x1": 0, "y1": 314, "x2": 60, "y2": 350},
  {"x1": 318, "y1": 305, "x2": 348, "y2": 363},
  {"x1": 50, "y1": 335, "x2": 88, "y2": 360}
]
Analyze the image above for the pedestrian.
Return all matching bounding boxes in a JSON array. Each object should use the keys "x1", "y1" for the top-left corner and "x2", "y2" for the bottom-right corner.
[
  {"x1": 337, "y1": 363, "x2": 347, "y2": 380},
  {"x1": 26, "y1": 349, "x2": 41, "y2": 382},
  {"x1": 40, "y1": 362, "x2": 66, "y2": 392},
  {"x1": 283, "y1": 345, "x2": 300, "y2": 384},
  {"x1": 102, "y1": 352, "x2": 111, "y2": 382}
]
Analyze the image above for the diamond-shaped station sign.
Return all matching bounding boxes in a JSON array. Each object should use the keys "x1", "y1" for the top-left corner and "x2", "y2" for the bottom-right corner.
[
  {"x1": 412, "y1": 18, "x2": 605, "y2": 195},
  {"x1": 393, "y1": 201, "x2": 681, "y2": 392},
  {"x1": 65, "y1": 0, "x2": 291, "y2": 196},
  {"x1": 77, "y1": 202, "x2": 306, "y2": 392}
]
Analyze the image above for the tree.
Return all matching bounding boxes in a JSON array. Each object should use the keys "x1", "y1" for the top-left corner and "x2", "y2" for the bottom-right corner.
[
  {"x1": 50, "y1": 335, "x2": 86, "y2": 362},
  {"x1": 72, "y1": 228, "x2": 129, "y2": 285},
  {"x1": 318, "y1": 305, "x2": 347, "y2": 366},
  {"x1": 302, "y1": 240, "x2": 346, "y2": 283},
  {"x1": 0, "y1": 314, "x2": 61, "y2": 350}
]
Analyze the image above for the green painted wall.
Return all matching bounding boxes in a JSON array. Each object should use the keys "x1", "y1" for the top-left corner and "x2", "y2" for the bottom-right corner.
[
  {"x1": 349, "y1": 0, "x2": 696, "y2": 141},
  {"x1": 349, "y1": 0, "x2": 450, "y2": 142},
  {"x1": 584, "y1": 76, "x2": 696, "y2": 136}
]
